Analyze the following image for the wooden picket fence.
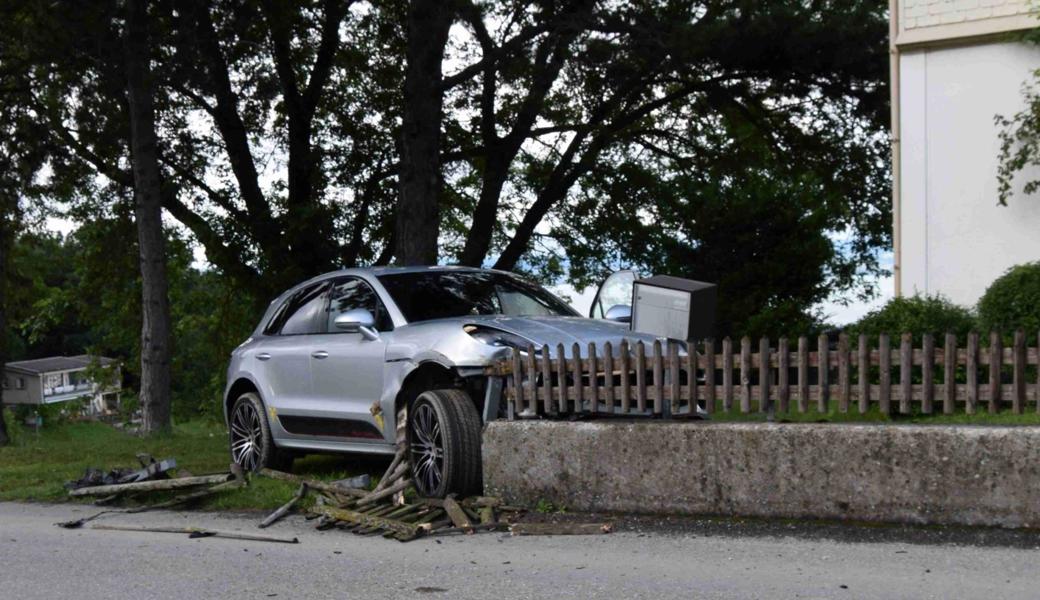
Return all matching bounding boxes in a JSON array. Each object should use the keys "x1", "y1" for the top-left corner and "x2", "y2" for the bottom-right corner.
[{"x1": 488, "y1": 332, "x2": 1040, "y2": 419}]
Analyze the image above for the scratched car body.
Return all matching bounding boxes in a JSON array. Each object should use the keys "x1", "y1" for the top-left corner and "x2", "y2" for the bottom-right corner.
[{"x1": 223, "y1": 265, "x2": 660, "y2": 497}]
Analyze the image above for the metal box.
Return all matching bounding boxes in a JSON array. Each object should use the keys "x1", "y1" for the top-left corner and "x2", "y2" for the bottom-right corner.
[{"x1": 631, "y1": 275, "x2": 716, "y2": 341}]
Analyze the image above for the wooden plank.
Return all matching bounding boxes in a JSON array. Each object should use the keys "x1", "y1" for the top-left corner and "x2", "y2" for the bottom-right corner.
[
  {"x1": 704, "y1": 340, "x2": 716, "y2": 414},
  {"x1": 442, "y1": 496, "x2": 474, "y2": 533},
  {"x1": 797, "y1": 337, "x2": 809, "y2": 413},
  {"x1": 739, "y1": 337, "x2": 751, "y2": 413},
  {"x1": 818, "y1": 334, "x2": 830, "y2": 413},
  {"x1": 511, "y1": 349, "x2": 523, "y2": 418},
  {"x1": 900, "y1": 333, "x2": 912, "y2": 415},
  {"x1": 778, "y1": 338, "x2": 790, "y2": 414},
  {"x1": 68, "y1": 473, "x2": 231, "y2": 497},
  {"x1": 571, "y1": 343, "x2": 583, "y2": 413},
  {"x1": 722, "y1": 337, "x2": 734, "y2": 411},
  {"x1": 588, "y1": 342, "x2": 599, "y2": 415},
  {"x1": 921, "y1": 334, "x2": 934, "y2": 414},
  {"x1": 653, "y1": 340, "x2": 665, "y2": 415},
  {"x1": 837, "y1": 333, "x2": 850, "y2": 413},
  {"x1": 315, "y1": 506, "x2": 420, "y2": 539},
  {"x1": 541, "y1": 345, "x2": 553, "y2": 415},
  {"x1": 1014, "y1": 330, "x2": 1026, "y2": 414},
  {"x1": 989, "y1": 332, "x2": 1001, "y2": 414},
  {"x1": 878, "y1": 333, "x2": 891, "y2": 415},
  {"x1": 557, "y1": 343, "x2": 568, "y2": 414},
  {"x1": 669, "y1": 342, "x2": 681, "y2": 416},
  {"x1": 526, "y1": 344, "x2": 538, "y2": 415},
  {"x1": 686, "y1": 341, "x2": 698, "y2": 414},
  {"x1": 603, "y1": 341, "x2": 615, "y2": 414},
  {"x1": 619, "y1": 340, "x2": 631, "y2": 414},
  {"x1": 966, "y1": 332, "x2": 979, "y2": 414},
  {"x1": 758, "y1": 337, "x2": 770, "y2": 414},
  {"x1": 858, "y1": 335, "x2": 869, "y2": 414},
  {"x1": 944, "y1": 333, "x2": 956, "y2": 415},
  {"x1": 636, "y1": 342, "x2": 648, "y2": 413}
]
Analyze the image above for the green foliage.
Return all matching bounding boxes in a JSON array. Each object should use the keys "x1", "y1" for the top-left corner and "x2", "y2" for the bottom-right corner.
[
  {"x1": 846, "y1": 295, "x2": 976, "y2": 343},
  {"x1": 977, "y1": 262, "x2": 1040, "y2": 335}
]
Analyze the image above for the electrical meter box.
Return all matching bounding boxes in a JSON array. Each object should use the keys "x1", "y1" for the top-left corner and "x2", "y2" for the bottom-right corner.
[{"x1": 631, "y1": 275, "x2": 716, "y2": 341}]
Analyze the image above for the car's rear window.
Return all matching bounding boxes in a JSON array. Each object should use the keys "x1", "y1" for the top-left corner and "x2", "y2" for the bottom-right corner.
[{"x1": 377, "y1": 271, "x2": 577, "y2": 323}]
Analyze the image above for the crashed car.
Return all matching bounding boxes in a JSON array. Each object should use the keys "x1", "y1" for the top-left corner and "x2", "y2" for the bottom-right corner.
[{"x1": 224, "y1": 266, "x2": 660, "y2": 497}]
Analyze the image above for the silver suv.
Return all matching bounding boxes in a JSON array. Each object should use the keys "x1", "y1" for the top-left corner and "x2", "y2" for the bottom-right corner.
[{"x1": 224, "y1": 266, "x2": 657, "y2": 497}]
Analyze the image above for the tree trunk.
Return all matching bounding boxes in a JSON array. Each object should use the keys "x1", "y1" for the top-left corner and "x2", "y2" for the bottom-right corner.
[
  {"x1": 395, "y1": 0, "x2": 455, "y2": 266},
  {"x1": 126, "y1": 0, "x2": 172, "y2": 434},
  {"x1": 0, "y1": 195, "x2": 11, "y2": 446}
]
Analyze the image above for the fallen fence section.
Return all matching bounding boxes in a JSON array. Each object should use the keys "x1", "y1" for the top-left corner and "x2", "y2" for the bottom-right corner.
[
  {"x1": 488, "y1": 332, "x2": 1040, "y2": 418},
  {"x1": 483, "y1": 421, "x2": 1040, "y2": 528}
]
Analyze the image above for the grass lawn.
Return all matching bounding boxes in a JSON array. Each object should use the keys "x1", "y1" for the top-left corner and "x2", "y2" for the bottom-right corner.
[{"x1": 0, "y1": 411, "x2": 386, "y2": 510}]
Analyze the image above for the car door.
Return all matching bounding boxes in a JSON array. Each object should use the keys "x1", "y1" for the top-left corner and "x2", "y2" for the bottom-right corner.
[
  {"x1": 306, "y1": 276, "x2": 393, "y2": 442},
  {"x1": 254, "y1": 281, "x2": 329, "y2": 416}
]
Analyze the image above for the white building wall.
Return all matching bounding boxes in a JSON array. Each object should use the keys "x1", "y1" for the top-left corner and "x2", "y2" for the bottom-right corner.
[{"x1": 898, "y1": 40, "x2": 1040, "y2": 306}]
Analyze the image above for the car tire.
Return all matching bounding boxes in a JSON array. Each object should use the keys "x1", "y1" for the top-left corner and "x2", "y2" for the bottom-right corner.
[
  {"x1": 228, "y1": 392, "x2": 293, "y2": 473},
  {"x1": 409, "y1": 389, "x2": 483, "y2": 498}
]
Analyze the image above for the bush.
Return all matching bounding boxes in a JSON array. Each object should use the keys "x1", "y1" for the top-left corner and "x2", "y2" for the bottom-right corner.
[
  {"x1": 977, "y1": 262, "x2": 1040, "y2": 335},
  {"x1": 847, "y1": 294, "x2": 976, "y2": 343}
]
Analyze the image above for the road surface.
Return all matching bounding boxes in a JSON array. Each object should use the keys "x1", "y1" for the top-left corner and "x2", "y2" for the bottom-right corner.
[{"x1": 1, "y1": 502, "x2": 1037, "y2": 599}]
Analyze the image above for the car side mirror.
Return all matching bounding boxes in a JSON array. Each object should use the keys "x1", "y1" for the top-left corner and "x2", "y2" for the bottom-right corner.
[
  {"x1": 605, "y1": 304, "x2": 632, "y2": 323},
  {"x1": 334, "y1": 309, "x2": 376, "y2": 333}
]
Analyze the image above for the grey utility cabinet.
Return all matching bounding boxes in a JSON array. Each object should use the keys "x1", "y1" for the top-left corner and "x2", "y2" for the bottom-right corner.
[{"x1": 631, "y1": 275, "x2": 716, "y2": 341}]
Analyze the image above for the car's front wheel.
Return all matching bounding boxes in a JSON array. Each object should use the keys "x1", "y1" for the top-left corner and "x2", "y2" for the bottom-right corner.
[
  {"x1": 228, "y1": 392, "x2": 293, "y2": 472},
  {"x1": 409, "y1": 389, "x2": 482, "y2": 498}
]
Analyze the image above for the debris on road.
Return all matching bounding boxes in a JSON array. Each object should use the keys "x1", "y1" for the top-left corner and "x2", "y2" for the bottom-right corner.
[
  {"x1": 64, "y1": 454, "x2": 177, "y2": 491},
  {"x1": 67, "y1": 473, "x2": 233, "y2": 497},
  {"x1": 90, "y1": 524, "x2": 299, "y2": 544},
  {"x1": 259, "y1": 483, "x2": 307, "y2": 529},
  {"x1": 509, "y1": 522, "x2": 614, "y2": 536}
]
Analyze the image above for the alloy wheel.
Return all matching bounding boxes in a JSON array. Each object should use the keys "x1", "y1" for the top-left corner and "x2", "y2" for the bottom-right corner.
[
  {"x1": 230, "y1": 400, "x2": 263, "y2": 471},
  {"x1": 410, "y1": 402, "x2": 445, "y2": 496}
]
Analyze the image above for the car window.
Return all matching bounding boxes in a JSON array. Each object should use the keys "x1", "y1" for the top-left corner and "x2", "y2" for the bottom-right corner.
[
  {"x1": 592, "y1": 271, "x2": 637, "y2": 318},
  {"x1": 325, "y1": 277, "x2": 393, "y2": 332},
  {"x1": 266, "y1": 283, "x2": 328, "y2": 335}
]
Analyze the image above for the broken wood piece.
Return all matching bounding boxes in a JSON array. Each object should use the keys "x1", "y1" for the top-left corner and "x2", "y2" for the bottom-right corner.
[
  {"x1": 313, "y1": 505, "x2": 421, "y2": 539},
  {"x1": 442, "y1": 495, "x2": 473, "y2": 533},
  {"x1": 373, "y1": 459, "x2": 409, "y2": 493},
  {"x1": 258, "y1": 468, "x2": 367, "y2": 498},
  {"x1": 259, "y1": 483, "x2": 307, "y2": 529},
  {"x1": 356, "y1": 477, "x2": 411, "y2": 506},
  {"x1": 90, "y1": 524, "x2": 299, "y2": 544},
  {"x1": 372, "y1": 447, "x2": 407, "y2": 493},
  {"x1": 478, "y1": 506, "x2": 495, "y2": 525},
  {"x1": 68, "y1": 473, "x2": 231, "y2": 497},
  {"x1": 509, "y1": 522, "x2": 613, "y2": 536},
  {"x1": 58, "y1": 479, "x2": 246, "y2": 529},
  {"x1": 428, "y1": 522, "x2": 507, "y2": 537}
]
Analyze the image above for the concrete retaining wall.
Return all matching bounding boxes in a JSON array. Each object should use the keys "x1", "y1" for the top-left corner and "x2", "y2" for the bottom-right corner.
[{"x1": 482, "y1": 421, "x2": 1040, "y2": 528}]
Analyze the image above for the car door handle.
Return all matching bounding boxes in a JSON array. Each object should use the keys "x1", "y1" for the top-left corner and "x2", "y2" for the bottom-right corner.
[
  {"x1": 311, "y1": 350, "x2": 329, "y2": 359},
  {"x1": 256, "y1": 353, "x2": 271, "y2": 361}
]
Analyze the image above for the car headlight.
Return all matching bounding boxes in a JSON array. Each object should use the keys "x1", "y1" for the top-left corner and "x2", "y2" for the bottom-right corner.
[{"x1": 464, "y1": 325, "x2": 535, "y2": 351}]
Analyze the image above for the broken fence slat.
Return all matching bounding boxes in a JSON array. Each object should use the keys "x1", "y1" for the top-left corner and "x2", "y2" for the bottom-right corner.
[
  {"x1": 90, "y1": 524, "x2": 299, "y2": 544},
  {"x1": 314, "y1": 505, "x2": 420, "y2": 539},
  {"x1": 509, "y1": 522, "x2": 613, "y2": 536},
  {"x1": 68, "y1": 473, "x2": 232, "y2": 497},
  {"x1": 259, "y1": 483, "x2": 307, "y2": 529},
  {"x1": 442, "y1": 495, "x2": 474, "y2": 533},
  {"x1": 259, "y1": 469, "x2": 368, "y2": 498}
]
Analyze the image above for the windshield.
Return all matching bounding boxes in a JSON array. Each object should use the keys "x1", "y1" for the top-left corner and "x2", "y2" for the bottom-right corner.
[{"x1": 377, "y1": 271, "x2": 579, "y2": 323}]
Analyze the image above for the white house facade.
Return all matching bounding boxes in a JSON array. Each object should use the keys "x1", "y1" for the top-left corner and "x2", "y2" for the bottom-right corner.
[
  {"x1": 892, "y1": 0, "x2": 1040, "y2": 306},
  {"x1": 2, "y1": 355, "x2": 121, "y2": 416}
]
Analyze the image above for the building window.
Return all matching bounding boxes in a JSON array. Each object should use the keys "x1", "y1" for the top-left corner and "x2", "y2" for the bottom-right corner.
[{"x1": 16, "y1": 378, "x2": 25, "y2": 390}]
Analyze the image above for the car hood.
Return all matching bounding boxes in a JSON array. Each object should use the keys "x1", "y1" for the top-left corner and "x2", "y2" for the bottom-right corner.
[{"x1": 461, "y1": 315, "x2": 664, "y2": 356}]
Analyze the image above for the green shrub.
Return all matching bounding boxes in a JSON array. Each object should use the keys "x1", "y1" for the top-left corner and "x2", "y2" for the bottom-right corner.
[
  {"x1": 847, "y1": 294, "x2": 976, "y2": 343},
  {"x1": 977, "y1": 262, "x2": 1040, "y2": 335}
]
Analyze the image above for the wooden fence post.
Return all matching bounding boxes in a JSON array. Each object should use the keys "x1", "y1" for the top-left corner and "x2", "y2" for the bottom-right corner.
[
  {"x1": 878, "y1": 333, "x2": 891, "y2": 415},
  {"x1": 541, "y1": 345, "x2": 553, "y2": 415},
  {"x1": 686, "y1": 342, "x2": 698, "y2": 414},
  {"x1": 653, "y1": 340, "x2": 665, "y2": 415},
  {"x1": 837, "y1": 333, "x2": 850, "y2": 413},
  {"x1": 526, "y1": 344, "x2": 538, "y2": 416},
  {"x1": 921, "y1": 334, "x2": 934, "y2": 414},
  {"x1": 797, "y1": 336, "x2": 809, "y2": 413},
  {"x1": 587, "y1": 343, "x2": 599, "y2": 415},
  {"x1": 722, "y1": 337, "x2": 734, "y2": 412},
  {"x1": 1013, "y1": 330, "x2": 1026, "y2": 415},
  {"x1": 603, "y1": 342, "x2": 615, "y2": 415},
  {"x1": 704, "y1": 340, "x2": 716, "y2": 414},
  {"x1": 759, "y1": 337, "x2": 771, "y2": 414},
  {"x1": 966, "y1": 332, "x2": 978, "y2": 415},
  {"x1": 943, "y1": 333, "x2": 956, "y2": 415},
  {"x1": 989, "y1": 332, "x2": 1001, "y2": 414},
  {"x1": 557, "y1": 343, "x2": 568, "y2": 414},
  {"x1": 511, "y1": 348, "x2": 523, "y2": 418},
  {"x1": 740, "y1": 337, "x2": 752, "y2": 413},
  {"x1": 636, "y1": 342, "x2": 647, "y2": 413},
  {"x1": 778, "y1": 337, "x2": 790, "y2": 414},
  {"x1": 669, "y1": 342, "x2": 681, "y2": 416},
  {"x1": 900, "y1": 333, "x2": 912, "y2": 415},
  {"x1": 858, "y1": 334, "x2": 869, "y2": 414},
  {"x1": 571, "y1": 343, "x2": 583, "y2": 413},
  {"x1": 818, "y1": 334, "x2": 830, "y2": 413},
  {"x1": 619, "y1": 340, "x2": 630, "y2": 414}
]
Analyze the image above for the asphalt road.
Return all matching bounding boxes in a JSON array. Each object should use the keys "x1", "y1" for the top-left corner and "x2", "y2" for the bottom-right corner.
[{"x1": 2, "y1": 502, "x2": 1038, "y2": 599}]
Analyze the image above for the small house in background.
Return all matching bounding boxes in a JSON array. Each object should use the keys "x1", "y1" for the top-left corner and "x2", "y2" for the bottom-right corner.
[{"x1": 2, "y1": 355, "x2": 122, "y2": 416}]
